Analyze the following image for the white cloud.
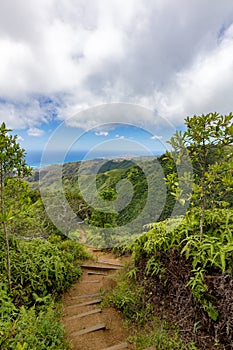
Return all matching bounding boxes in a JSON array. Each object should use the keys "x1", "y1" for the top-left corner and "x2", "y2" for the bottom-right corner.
[
  {"x1": 95, "y1": 131, "x2": 109, "y2": 136},
  {"x1": 27, "y1": 127, "x2": 44, "y2": 137},
  {"x1": 17, "y1": 135, "x2": 24, "y2": 142},
  {"x1": 0, "y1": 99, "x2": 49, "y2": 130},
  {"x1": 156, "y1": 23, "x2": 233, "y2": 121},
  {"x1": 1, "y1": 1, "x2": 233, "y2": 132},
  {"x1": 151, "y1": 135, "x2": 163, "y2": 140},
  {"x1": 116, "y1": 134, "x2": 125, "y2": 139}
]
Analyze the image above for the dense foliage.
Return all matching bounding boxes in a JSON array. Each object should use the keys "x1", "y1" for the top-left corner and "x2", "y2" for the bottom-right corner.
[
  {"x1": 30, "y1": 156, "x2": 184, "y2": 247},
  {"x1": 0, "y1": 299, "x2": 68, "y2": 350},
  {"x1": 0, "y1": 237, "x2": 88, "y2": 350},
  {"x1": 165, "y1": 112, "x2": 233, "y2": 239},
  {"x1": 0, "y1": 236, "x2": 89, "y2": 349},
  {"x1": 0, "y1": 123, "x2": 90, "y2": 349},
  {"x1": 118, "y1": 113, "x2": 233, "y2": 349},
  {"x1": 1, "y1": 112, "x2": 233, "y2": 349},
  {"x1": 129, "y1": 209, "x2": 233, "y2": 348}
]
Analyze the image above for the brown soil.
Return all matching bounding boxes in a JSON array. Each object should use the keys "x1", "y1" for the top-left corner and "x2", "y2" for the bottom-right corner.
[{"x1": 62, "y1": 249, "x2": 133, "y2": 350}]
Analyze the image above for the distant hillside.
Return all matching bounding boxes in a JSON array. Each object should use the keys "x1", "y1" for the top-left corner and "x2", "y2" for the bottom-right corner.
[
  {"x1": 27, "y1": 156, "x2": 181, "y2": 246},
  {"x1": 28, "y1": 146, "x2": 233, "y2": 247}
]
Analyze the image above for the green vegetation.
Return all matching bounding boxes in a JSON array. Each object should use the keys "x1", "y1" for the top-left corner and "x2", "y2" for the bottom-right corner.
[
  {"x1": 0, "y1": 122, "x2": 31, "y2": 290},
  {"x1": 109, "y1": 207, "x2": 233, "y2": 348},
  {"x1": 130, "y1": 320, "x2": 197, "y2": 350},
  {"x1": 103, "y1": 270, "x2": 196, "y2": 349},
  {"x1": 31, "y1": 155, "x2": 183, "y2": 247},
  {"x1": 0, "y1": 236, "x2": 89, "y2": 349},
  {"x1": 114, "y1": 113, "x2": 233, "y2": 349},
  {"x1": 0, "y1": 301, "x2": 68, "y2": 350},
  {"x1": 0, "y1": 123, "x2": 90, "y2": 349},
  {"x1": 1, "y1": 112, "x2": 233, "y2": 349},
  {"x1": 165, "y1": 112, "x2": 233, "y2": 239}
]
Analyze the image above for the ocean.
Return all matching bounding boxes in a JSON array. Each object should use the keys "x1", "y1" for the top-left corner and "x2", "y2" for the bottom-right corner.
[
  {"x1": 26, "y1": 150, "x2": 88, "y2": 168},
  {"x1": 26, "y1": 150, "x2": 160, "y2": 168}
]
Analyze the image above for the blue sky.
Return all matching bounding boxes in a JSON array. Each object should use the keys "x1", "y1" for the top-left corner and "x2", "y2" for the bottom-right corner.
[
  {"x1": 1, "y1": 1, "x2": 233, "y2": 161},
  {"x1": 12, "y1": 102, "x2": 178, "y2": 159}
]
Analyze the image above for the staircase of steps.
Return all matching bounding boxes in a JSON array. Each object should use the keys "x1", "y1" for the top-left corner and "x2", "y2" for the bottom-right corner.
[{"x1": 62, "y1": 251, "x2": 132, "y2": 350}]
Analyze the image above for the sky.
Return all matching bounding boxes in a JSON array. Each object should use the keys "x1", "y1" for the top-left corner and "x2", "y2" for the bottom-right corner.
[{"x1": 1, "y1": 0, "x2": 233, "y2": 160}]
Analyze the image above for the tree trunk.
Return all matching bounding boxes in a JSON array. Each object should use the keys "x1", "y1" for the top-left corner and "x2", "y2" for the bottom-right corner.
[
  {"x1": 200, "y1": 181, "x2": 205, "y2": 241},
  {"x1": 0, "y1": 170, "x2": 12, "y2": 291},
  {"x1": 200, "y1": 139, "x2": 207, "y2": 241},
  {"x1": 3, "y1": 220, "x2": 11, "y2": 291}
]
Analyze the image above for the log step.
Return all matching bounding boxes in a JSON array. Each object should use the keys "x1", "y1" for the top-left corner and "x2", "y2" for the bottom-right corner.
[
  {"x1": 88, "y1": 272, "x2": 108, "y2": 276},
  {"x1": 92, "y1": 248, "x2": 110, "y2": 252},
  {"x1": 81, "y1": 264, "x2": 122, "y2": 270},
  {"x1": 72, "y1": 323, "x2": 106, "y2": 336},
  {"x1": 64, "y1": 308, "x2": 102, "y2": 321},
  {"x1": 71, "y1": 292, "x2": 103, "y2": 300},
  {"x1": 101, "y1": 342, "x2": 129, "y2": 350},
  {"x1": 98, "y1": 260, "x2": 124, "y2": 267},
  {"x1": 65, "y1": 298, "x2": 102, "y2": 309},
  {"x1": 82, "y1": 280, "x2": 101, "y2": 283}
]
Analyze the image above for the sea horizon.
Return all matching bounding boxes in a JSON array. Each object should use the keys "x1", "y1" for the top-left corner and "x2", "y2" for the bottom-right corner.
[{"x1": 26, "y1": 149, "x2": 162, "y2": 169}]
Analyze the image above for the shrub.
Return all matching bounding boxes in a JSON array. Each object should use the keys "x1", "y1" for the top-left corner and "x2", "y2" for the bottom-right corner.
[
  {"x1": 0, "y1": 238, "x2": 82, "y2": 307},
  {"x1": 0, "y1": 302, "x2": 69, "y2": 350},
  {"x1": 0, "y1": 236, "x2": 89, "y2": 349},
  {"x1": 57, "y1": 239, "x2": 91, "y2": 261},
  {"x1": 131, "y1": 208, "x2": 233, "y2": 348}
]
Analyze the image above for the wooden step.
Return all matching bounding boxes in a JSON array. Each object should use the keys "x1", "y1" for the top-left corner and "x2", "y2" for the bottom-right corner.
[
  {"x1": 82, "y1": 280, "x2": 101, "y2": 283},
  {"x1": 98, "y1": 260, "x2": 124, "y2": 267},
  {"x1": 65, "y1": 298, "x2": 102, "y2": 309},
  {"x1": 87, "y1": 271, "x2": 108, "y2": 276},
  {"x1": 143, "y1": 347, "x2": 156, "y2": 350},
  {"x1": 92, "y1": 248, "x2": 111, "y2": 252},
  {"x1": 101, "y1": 344, "x2": 128, "y2": 350},
  {"x1": 71, "y1": 292, "x2": 103, "y2": 300},
  {"x1": 72, "y1": 323, "x2": 106, "y2": 336},
  {"x1": 64, "y1": 308, "x2": 102, "y2": 321},
  {"x1": 81, "y1": 264, "x2": 122, "y2": 270}
]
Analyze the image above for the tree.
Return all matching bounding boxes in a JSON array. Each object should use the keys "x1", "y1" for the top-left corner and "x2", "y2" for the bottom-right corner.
[
  {"x1": 165, "y1": 112, "x2": 233, "y2": 240},
  {"x1": 0, "y1": 123, "x2": 31, "y2": 290}
]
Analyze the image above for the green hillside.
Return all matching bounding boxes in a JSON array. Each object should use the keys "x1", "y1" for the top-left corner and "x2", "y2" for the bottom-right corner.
[
  {"x1": 1, "y1": 112, "x2": 233, "y2": 349},
  {"x1": 29, "y1": 155, "x2": 183, "y2": 247}
]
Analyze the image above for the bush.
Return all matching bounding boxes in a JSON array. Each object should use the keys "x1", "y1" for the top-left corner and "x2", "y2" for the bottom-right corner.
[
  {"x1": 131, "y1": 208, "x2": 233, "y2": 348},
  {"x1": 57, "y1": 239, "x2": 91, "y2": 261},
  {"x1": 0, "y1": 238, "x2": 82, "y2": 307},
  {"x1": 104, "y1": 272, "x2": 193, "y2": 349},
  {"x1": 130, "y1": 318, "x2": 197, "y2": 350},
  {"x1": 0, "y1": 236, "x2": 90, "y2": 349},
  {"x1": 0, "y1": 302, "x2": 69, "y2": 350}
]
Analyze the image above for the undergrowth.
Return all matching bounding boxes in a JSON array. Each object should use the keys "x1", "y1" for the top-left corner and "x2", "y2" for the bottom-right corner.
[
  {"x1": 129, "y1": 318, "x2": 197, "y2": 350},
  {"x1": 0, "y1": 301, "x2": 69, "y2": 350},
  {"x1": 103, "y1": 269, "x2": 195, "y2": 349},
  {"x1": 106, "y1": 209, "x2": 233, "y2": 349},
  {"x1": 130, "y1": 208, "x2": 233, "y2": 349},
  {"x1": 0, "y1": 235, "x2": 90, "y2": 349}
]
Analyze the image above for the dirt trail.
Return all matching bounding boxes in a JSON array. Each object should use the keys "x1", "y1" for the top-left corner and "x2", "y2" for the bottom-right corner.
[
  {"x1": 62, "y1": 249, "x2": 133, "y2": 350},
  {"x1": 78, "y1": 226, "x2": 87, "y2": 244}
]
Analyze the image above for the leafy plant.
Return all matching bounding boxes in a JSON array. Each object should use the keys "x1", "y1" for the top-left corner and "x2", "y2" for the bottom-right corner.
[
  {"x1": 165, "y1": 112, "x2": 233, "y2": 240},
  {"x1": 104, "y1": 275, "x2": 153, "y2": 325},
  {"x1": 0, "y1": 122, "x2": 31, "y2": 290},
  {"x1": 130, "y1": 317, "x2": 197, "y2": 350},
  {"x1": 0, "y1": 303, "x2": 69, "y2": 350},
  {"x1": 0, "y1": 238, "x2": 83, "y2": 307}
]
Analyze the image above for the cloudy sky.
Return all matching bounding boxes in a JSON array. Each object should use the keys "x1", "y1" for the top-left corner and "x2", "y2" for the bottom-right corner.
[{"x1": 1, "y1": 0, "x2": 233, "y2": 159}]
